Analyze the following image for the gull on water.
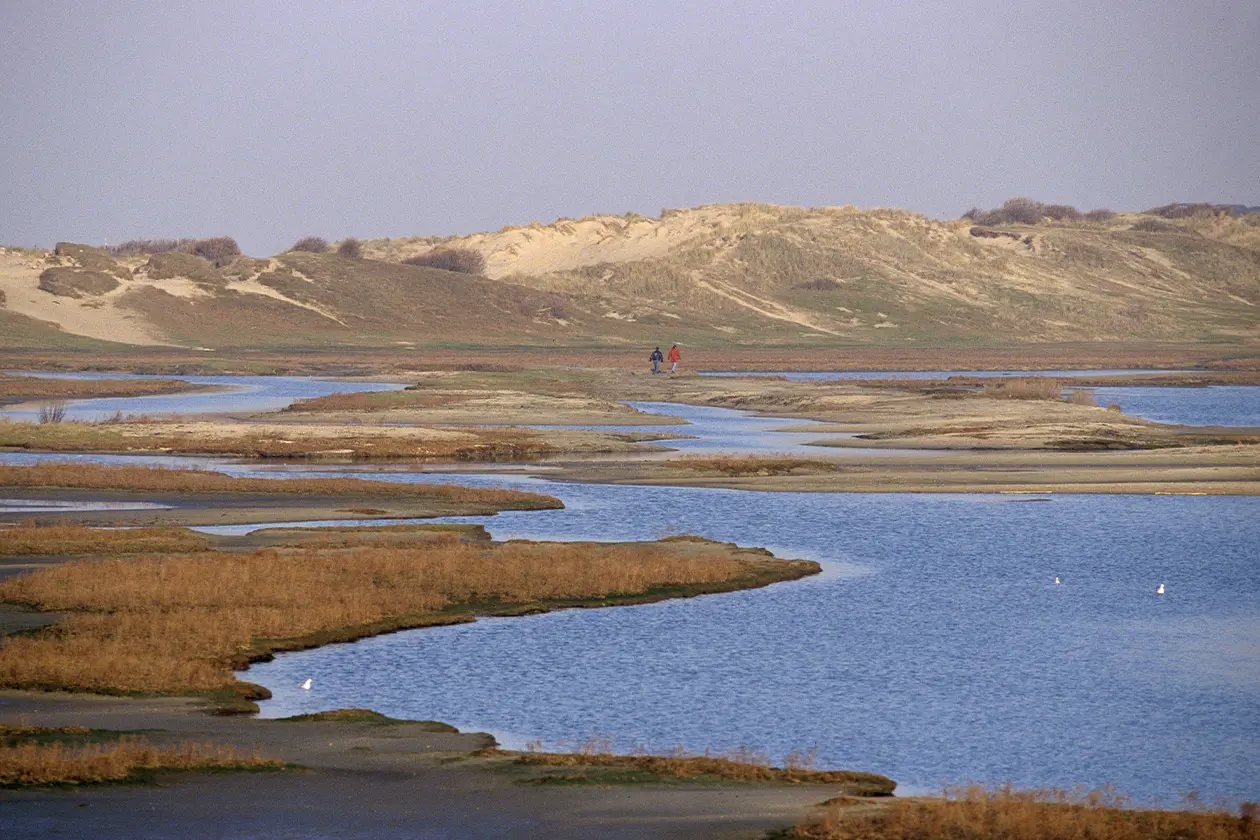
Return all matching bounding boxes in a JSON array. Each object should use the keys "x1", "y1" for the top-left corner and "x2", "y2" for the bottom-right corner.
[
  {"x1": 300, "y1": 678, "x2": 312, "y2": 690},
  {"x1": 1156, "y1": 583, "x2": 1165, "y2": 595},
  {"x1": 1054, "y1": 577, "x2": 1060, "y2": 585}
]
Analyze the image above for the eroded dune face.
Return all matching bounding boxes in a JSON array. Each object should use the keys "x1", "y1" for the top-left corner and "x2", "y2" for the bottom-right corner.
[{"x1": 4, "y1": 204, "x2": 1258, "y2": 347}]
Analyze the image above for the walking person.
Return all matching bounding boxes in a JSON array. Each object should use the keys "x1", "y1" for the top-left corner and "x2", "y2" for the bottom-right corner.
[
  {"x1": 667, "y1": 343, "x2": 681, "y2": 373},
  {"x1": 649, "y1": 346, "x2": 664, "y2": 374}
]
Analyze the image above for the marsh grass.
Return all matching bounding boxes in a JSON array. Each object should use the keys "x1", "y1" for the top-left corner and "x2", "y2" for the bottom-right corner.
[
  {"x1": 0, "y1": 420, "x2": 557, "y2": 461},
  {"x1": 0, "y1": 522, "x2": 210, "y2": 556},
  {"x1": 0, "y1": 537, "x2": 804, "y2": 694},
  {"x1": 0, "y1": 375, "x2": 191, "y2": 401},
  {"x1": 0, "y1": 735, "x2": 281, "y2": 786},
  {"x1": 0, "y1": 463, "x2": 561, "y2": 509},
  {"x1": 671, "y1": 456, "x2": 839, "y2": 476},
  {"x1": 792, "y1": 784, "x2": 1259, "y2": 839},
  {"x1": 497, "y1": 740, "x2": 894, "y2": 792}
]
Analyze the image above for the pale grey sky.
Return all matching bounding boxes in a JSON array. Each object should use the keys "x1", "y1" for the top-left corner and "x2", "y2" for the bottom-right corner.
[{"x1": 2, "y1": 0, "x2": 1257, "y2": 255}]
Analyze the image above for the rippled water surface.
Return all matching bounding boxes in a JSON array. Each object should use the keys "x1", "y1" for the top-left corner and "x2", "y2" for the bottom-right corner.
[
  {"x1": 1088, "y1": 385, "x2": 1260, "y2": 428},
  {"x1": 244, "y1": 476, "x2": 1260, "y2": 804},
  {"x1": 3, "y1": 373, "x2": 1256, "y2": 804}
]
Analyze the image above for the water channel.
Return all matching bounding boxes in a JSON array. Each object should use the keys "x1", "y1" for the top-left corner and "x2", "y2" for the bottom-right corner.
[{"x1": 2, "y1": 373, "x2": 1257, "y2": 804}]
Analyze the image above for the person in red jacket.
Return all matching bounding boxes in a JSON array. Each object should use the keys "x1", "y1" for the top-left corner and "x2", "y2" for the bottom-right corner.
[{"x1": 667, "y1": 343, "x2": 681, "y2": 373}]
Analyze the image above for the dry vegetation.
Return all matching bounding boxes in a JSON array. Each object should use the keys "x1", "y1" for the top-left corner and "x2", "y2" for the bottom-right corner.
[
  {"x1": 0, "y1": 463, "x2": 561, "y2": 509},
  {"x1": 0, "y1": 418, "x2": 559, "y2": 461},
  {"x1": 0, "y1": 522, "x2": 210, "y2": 556},
  {"x1": 496, "y1": 741, "x2": 894, "y2": 793},
  {"x1": 962, "y1": 197, "x2": 1113, "y2": 225},
  {"x1": 0, "y1": 534, "x2": 815, "y2": 694},
  {"x1": 0, "y1": 375, "x2": 194, "y2": 402},
  {"x1": 671, "y1": 456, "x2": 840, "y2": 476},
  {"x1": 402, "y1": 247, "x2": 487, "y2": 274},
  {"x1": 790, "y1": 784, "x2": 1259, "y2": 840},
  {"x1": 0, "y1": 726, "x2": 280, "y2": 786}
]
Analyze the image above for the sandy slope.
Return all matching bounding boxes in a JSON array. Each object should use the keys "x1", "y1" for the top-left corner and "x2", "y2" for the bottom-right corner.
[{"x1": 0, "y1": 249, "x2": 168, "y2": 345}]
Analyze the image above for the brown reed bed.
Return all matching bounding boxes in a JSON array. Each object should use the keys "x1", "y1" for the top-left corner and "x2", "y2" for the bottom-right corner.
[
  {"x1": 790, "y1": 784, "x2": 1259, "y2": 840},
  {"x1": 671, "y1": 456, "x2": 840, "y2": 476},
  {"x1": 0, "y1": 734, "x2": 281, "y2": 786},
  {"x1": 0, "y1": 420, "x2": 557, "y2": 461},
  {"x1": 0, "y1": 536, "x2": 816, "y2": 695},
  {"x1": 492, "y1": 741, "x2": 894, "y2": 793},
  {"x1": 0, "y1": 521, "x2": 210, "y2": 556},
  {"x1": 0, "y1": 375, "x2": 194, "y2": 403},
  {"x1": 0, "y1": 463, "x2": 561, "y2": 509}
]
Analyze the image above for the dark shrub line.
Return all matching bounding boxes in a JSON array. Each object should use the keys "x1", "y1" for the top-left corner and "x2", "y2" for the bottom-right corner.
[
  {"x1": 402, "y1": 247, "x2": 486, "y2": 275},
  {"x1": 289, "y1": 236, "x2": 328, "y2": 253},
  {"x1": 962, "y1": 198, "x2": 1114, "y2": 226}
]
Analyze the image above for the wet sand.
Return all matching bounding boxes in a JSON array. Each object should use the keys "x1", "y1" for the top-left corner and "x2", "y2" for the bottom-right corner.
[{"x1": 0, "y1": 691, "x2": 843, "y2": 839}]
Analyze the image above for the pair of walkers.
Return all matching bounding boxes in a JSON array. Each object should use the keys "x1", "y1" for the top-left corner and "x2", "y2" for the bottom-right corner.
[{"x1": 650, "y1": 344, "x2": 681, "y2": 374}]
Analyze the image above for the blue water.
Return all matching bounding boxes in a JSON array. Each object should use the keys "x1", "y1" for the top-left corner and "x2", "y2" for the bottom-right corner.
[
  {"x1": 2, "y1": 373, "x2": 1257, "y2": 804},
  {"x1": 703, "y1": 369, "x2": 1190, "y2": 381},
  {"x1": 244, "y1": 477, "x2": 1260, "y2": 805},
  {"x1": 1090, "y1": 386, "x2": 1260, "y2": 428},
  {"x1": 0, "y1": 372, "x2": 404, "y2": 422}
]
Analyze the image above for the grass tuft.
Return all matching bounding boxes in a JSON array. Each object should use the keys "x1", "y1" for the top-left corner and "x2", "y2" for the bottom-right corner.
[
  {"x1": 790, "y1": 784, "x2": 1260, "y2": 839},
  {"x1": 0, "y1": 735, "x2": 281, "y2": 786},
  {"x1": 0, "y1": 522, "x2": 210, "y2": 556},
  {"x1": 288, "y1": 237, "x2": 328, "y2": 253}
]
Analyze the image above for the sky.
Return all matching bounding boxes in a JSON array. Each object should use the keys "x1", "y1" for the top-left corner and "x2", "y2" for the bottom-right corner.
[{"x1": 2, "y1": 0, "x2": 1257, "y2": 256}]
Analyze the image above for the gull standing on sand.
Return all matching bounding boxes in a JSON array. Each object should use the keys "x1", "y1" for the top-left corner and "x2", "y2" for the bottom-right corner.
[{"x1": 301, "y1": 678, "x2": 312, "y2": 690}]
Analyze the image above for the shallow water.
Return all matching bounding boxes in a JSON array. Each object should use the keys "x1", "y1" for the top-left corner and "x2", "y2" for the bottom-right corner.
[
  {"x1": 0, "y1": 372, "x2": 404, "y2": 422},
  {"x1": 703, "y1": 368, "x2": 1191, "y2": 380},
  {"x1": 2, "y1": 373, "x2": 1256, "y2": 804},
  {"x1": 245, "y1": 477, "x2": 1260, "y2": 805},
  {"x1": 1088, "y1": 385, "x2": 1260, "y2": 428},
  {"x1": 704, "y1": 371, "x2": 1259, "y2": 428}
]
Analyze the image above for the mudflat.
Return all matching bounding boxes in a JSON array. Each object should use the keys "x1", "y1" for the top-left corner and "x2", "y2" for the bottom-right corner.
[{"x1": 0, "y1": 691, "x2": 853, "y2": 839}]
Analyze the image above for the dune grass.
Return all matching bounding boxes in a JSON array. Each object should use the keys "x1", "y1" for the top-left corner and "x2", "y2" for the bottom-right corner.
[
  {"x1": 0, "y1": 522, "x2": 210, "y2": 556},
  {"x1": 0, "y1": 731, "x2": 281, "y2": 786},
  {"x1": 0, "y1": 535, "x2": 814, "y2": 695},
  {"x1": 0, "y1": 463, "x2": 561, "y2": 509},
  {"x1": 790, "y1": 784, "x2": 1259, "y2": 839}
]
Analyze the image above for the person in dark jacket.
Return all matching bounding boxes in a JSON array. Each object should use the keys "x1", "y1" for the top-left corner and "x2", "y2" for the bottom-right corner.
[{"x1": 650, "y1": 346, "x2": 664, "y2": 374}]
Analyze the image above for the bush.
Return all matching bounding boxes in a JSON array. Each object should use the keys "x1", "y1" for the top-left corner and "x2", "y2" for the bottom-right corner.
[
  {"x1": 191, "y1": 237, "x2": 241, "y2": 267},
  {"x1": 402, "y1": 247, "x2": 486, "y2": 275},
  {"x1": 1084, "y1": 208, "x2": 1116, "y2": 223},
  {"x1": 962, "y1": 198, "x2": 1082, "y2": 226},
  {"x1": 337, "y1": 238, "x2": 362, "y2": 259},
  {"x1": 1130, "y1": 218, "x2": 1178, "y2": 233},
  {"x1": 289, "y1": 236, "x2": 328, "y2": 253},
  {"x1": 1146, "y1": 202, "x2": 1236, "y2": 219}
]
